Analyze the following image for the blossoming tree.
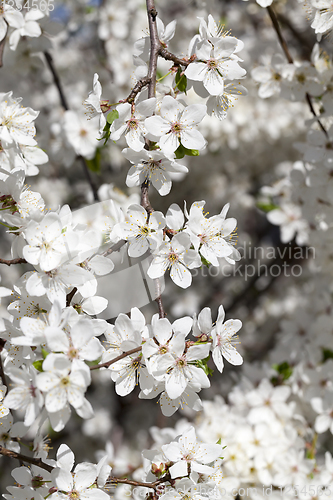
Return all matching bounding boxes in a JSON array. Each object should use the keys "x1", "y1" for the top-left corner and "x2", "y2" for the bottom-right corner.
[{"x1": 0, "y1": 0, "x2": 333, "y2": 499}]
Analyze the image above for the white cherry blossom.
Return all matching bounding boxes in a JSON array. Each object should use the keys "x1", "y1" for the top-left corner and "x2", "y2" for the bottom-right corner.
[{"x1": 145, "y1": 96, "x2": 207, "y2": 157}]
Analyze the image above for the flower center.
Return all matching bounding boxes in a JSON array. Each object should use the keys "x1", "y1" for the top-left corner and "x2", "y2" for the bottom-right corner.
[
  {"x1": 170, "y1": 122, "x2": 182, "y2": 135},
  {"x1": 60, "y1": 376, "x2": 70, "y2": 387},
  {"x1": 168, "y1": 252, "x2": 179, "y2": 264}
]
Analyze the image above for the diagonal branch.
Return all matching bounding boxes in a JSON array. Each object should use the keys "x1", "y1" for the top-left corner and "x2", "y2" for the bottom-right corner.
[
  {"x1": 43, "y1": 51, "x2": 100, "y2": 201},
  {"x1": 0, "y1": 257, "x2": 27, "y2": 266},
  {"x1": 0, "y1": 445, "x2": 53, "y2": 473},
  {"x1": 90, "y1": 346, "x2": 142, "y2": 371}
]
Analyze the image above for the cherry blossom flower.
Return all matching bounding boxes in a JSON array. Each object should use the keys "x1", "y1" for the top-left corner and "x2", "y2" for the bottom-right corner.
[
  {"x1": 161, "y1": 426, "x2": 222, "y2": 478},
  {"x1": 83, "y1": 73, "x2": 108, "y2": 133},
  {"x1": 311, "y1": 1, "x2": 333, "y2": 35},
  {"x1": 50, "y1": 444, "x2": 110, "y2": 500},
  {"x1": 111, "y1": 98, "x2": 156, "y2": 152},
  {"x1": 8, "y1": 9, "x2": 44, "y2": 51},
  {"x1": 115, "y1": 204, "x2": 165, "y2": 257},
  {"x1": 22, "y1": 213, "x2": 70, "y2": 272},
  {"x1": 251, "y1": 54, "x2": 288, "y2": 99},
  {"x1": 0, "y1": 92, "x2": 39, "y2": 147},
  {"x1": 123, "y1": 148, "x2": 188, "y2": 196},
  {"x1": 185, "y1": 38, "x2": 246, "y2": 96},
  {"x1": 145, "y1": 96, "x2": 207, "y2": 157},
  {"x1": 4, "y1": 367, "x2": 43, "y2": 426},
  {"x1": 211, "y1": 305, "x2": 243, "y2": 373},
  {"x1": 63, "y1": 111, "x2": 100, "y2": 159},
  {"x1": 149, "y1": 333, "x2": 210, "y2": 400},
  {"x1": 185, "y1": 201, "x2": 237, "y2": 266},
  {"x1": 36, "y1": 354, "x2": 91, "y2": 415},
  {"x1": 147, "y1": 232, "x2": 201, "y2": 289}
]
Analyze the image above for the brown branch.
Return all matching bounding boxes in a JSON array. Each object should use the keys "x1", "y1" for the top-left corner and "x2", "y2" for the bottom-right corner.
[
  {"x1": 0, "y1": 33, "x2": 6, "y2": 68},
  {"x1": 90, "y1": 346, "x2": 142, "y2": 371},
  {"x1": 140, "y1": 180, "x2": 154, "y2": 213},
  {"x1": 124, "y1": 77, "x2": 151, "y2": 104},
  {"x1": 0, "y1": 445, "x2": 53, "y2": 473},
  {"x1": 146, "y1": 0, "x2": 161, "y2": 99},
  {"x1": 0, "y1": 257, "x2": 27, "y2": 266},
  {"x1": 159, "y1": 48, "x2": 193, "y2": 67},
  {"x1": 44, "y1": 51, "x2": 69, "y2": 111},
  {"x1": 66, "y1": 287, "x2": 77, "y2": 307},
  {"x1": 0, "y1": 339, "x2": 7, "y2": 388},
  {"x1": 266, "y1": 5, "x2": 329, "y2": 139},
  {"x1": 106, "y1": 475, "x2": 170, "y2": 491},
  {"x1": 44, "y1": 51, "x2": 100, "y2": 201},
  {"x1": 78, "y1": 156, "x2": 99, "y2": 202},
  {"x1": 142, "y1": 0, "x2": 167, "y2": 320},
  {"x1": 266, "y1": 6, "x2": 293, "y2": 64}
]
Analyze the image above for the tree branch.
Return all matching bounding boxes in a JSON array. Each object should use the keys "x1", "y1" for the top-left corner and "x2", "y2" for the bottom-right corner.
[
  {"x1": 159, "y1": 48, "x2": 193, "y2": 67},
  {"x1": 90, "y1": 346, "x2": 142, "y2": 371},
  {"x1": 124, "y1": 76, "x2": 151, "y2": 104},
  {"x1": 44, "y1": 51, "x2": 69, "y2": 111},
  {"x1": 106, "y1": 475, "x2": 169, "y2": 491},
  {"x1": 0, "y1": 445, "x2": 53, "y2": 473},
  {"x1": 0, "y1": 339, "x2": 7, "y2": 388},
  {"x1": 0, "y1": 33, "x2": 6, "y2": 68},
  {"x1": 0, "y1": 257, "x2": 27, "y2": 266},
  {"x1": 44, "y1": 51, "x2": 100, "y2": 201},
  {"x1": 146, "y1": 0, "x2": 161, "y2": 99}
]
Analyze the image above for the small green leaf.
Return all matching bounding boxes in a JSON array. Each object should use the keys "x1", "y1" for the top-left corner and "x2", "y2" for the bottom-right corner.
[
  {"x1": 256, "y1": 201, "x2": 279, "y2": 213},
  {"x1": 33, "y1": 360, "x2": 44, "y2": 372},
  {"x1": 107, "y1": 109, "x2": 119, "y2": 124},
  {"x1": 85, "y1": 148, "x2": 102, "y2": 174},
  {"x1": 200, "y1": 255, "x2": 211, "y2": 268},
  {"x1": 196, "y1": 356, "x2": 213, "y2": 376},
  {"x1": 174, "y1": 143, "x2": 199, "y2": 159},
  {"x1": 216, "y1": 438, "x2": 222, "y2": 445},
  {"x1": 271, "y1": 361, "x2": 293, "y2": 382},
  {"x1": 175, "y1": 68, "x2": 188, "y2": 93},
  {"x1": 41, "y1": 348, "x2": 49, "y2": 359}
]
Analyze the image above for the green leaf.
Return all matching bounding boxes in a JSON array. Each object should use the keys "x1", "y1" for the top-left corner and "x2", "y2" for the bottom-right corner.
[
  {"x1": 200, "y1": 255, "x2": 211, "y2": 268},
  {"x1": 256, "y1": 201, "x2": 279, "y2": 213},
  {"x1": 196, "y1": 356, "x2": 213, "y2": 376},
  {"x1": 175, "y1": 68, "x2": 188, "y2": 93},
  {"x1": 271, "y1": 361, "x2": 293, "y2": 382},
  {"x1": 216, "y1": 438, "x2": 222, "y2": 445},
  {"x1": 107, "y1": 109, "x2": 119, "y2": 124},
  {"x1": 33, "y1": 360, "x2": 44, "y2": 372},
  {"x1": 85, "y1": 148, "x2": 102, "y2": 174},
  {"x1": 174, "y1": 143, "x2": 199, "y2": 159},
  {"x1": 41, "y1": 348, "x2": 49, "y2": 360}
]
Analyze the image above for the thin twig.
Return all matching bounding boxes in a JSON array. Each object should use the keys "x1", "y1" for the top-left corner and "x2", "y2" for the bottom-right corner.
[
  {"x1": 78, "y1": 156, "x2": 99, "y2": 202},
  {"x1": 44, "y1": 51, "x2": 69, "y2": 110},
  {"x1": 125, "y1": 76, "x2": 151, "y2": 104},
  {"x1": 0, "y1": 257, "x2": 27, "y2": 266},
  {"x1": 159, "y1": 48, "x2": 193, "y2": 67},
  {"x1": 266, "y1": 6, "x2": 293, "y2": 64},
  {"x1": 90, "y1": 346, "x2": 142, "y2": 371},
  {"x1": 266, "y1": 5, "x2": 329, "y2": 138},
  {"x1": 142, "y1": 0, "x2": 167, "y2": 319},
  {"x1": 0, "y1": 445, "x2": 53, "y2": 473},
  {"x1": 66, "y1": 287, "x2": 77, "y2": 307},
  {"x1": 44, "y1": 51, "x2": 100, "y2": 201},
  {"x1": 0, "y1": 34, "x2": 6, "y2": 68},
  {"x1": 0, "y1": 339, "x2": 7, "y2": 387},
  {"x1": 140, "y1": 180, "x2": 154, "y2": 213},
  {"x1": 146, "y1": 0, "x2": 161, "y2": 99},
  {"x1": 106, "y1": 475, "x2": 169, "y2": 491}
]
